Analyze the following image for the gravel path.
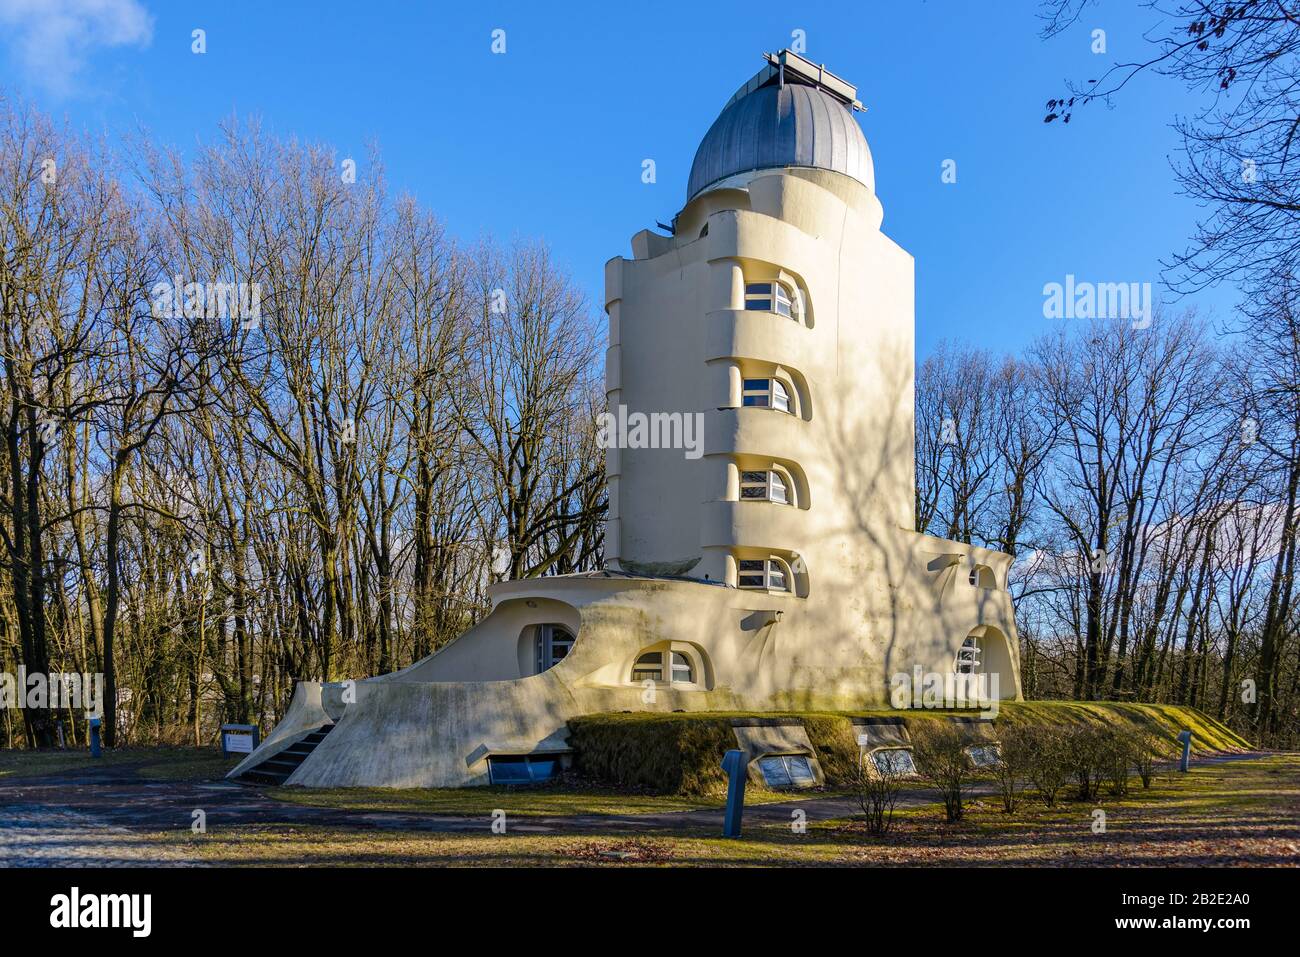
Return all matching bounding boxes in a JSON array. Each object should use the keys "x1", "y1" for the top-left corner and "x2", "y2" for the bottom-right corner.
[{"x1": 0, "y1": 804, "x2": 204, "y2": 867}]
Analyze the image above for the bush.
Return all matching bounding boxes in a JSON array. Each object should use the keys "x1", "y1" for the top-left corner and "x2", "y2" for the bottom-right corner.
[
  {"x1": 1133, "y1": 731, "x2": 1170, "y2": 789},
  {"x1": 990, "y1": 724, "x2": 1036, "y2": 813},
  {"x1": 849, "y1": 752, "x2": 904, "y2": 836},
  {"x1": 1063, "y1": 725, "x2": 1111, "y2": 801},
  {"x1": 911, "y1": 722, "x2": 977, "y2": 822},
  {"x1": 1021, "y1": 725, "x2": 1072, "y2": 806},
  {"x1": 1099, "y1": 728, "x2": 1141, "y2": 797}
]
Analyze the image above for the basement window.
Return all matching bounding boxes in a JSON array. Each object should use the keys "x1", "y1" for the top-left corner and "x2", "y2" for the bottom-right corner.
[
  {"x1": 756, "y1": 754, "x2": 816, "y2": 788},
  {"x1": 738, "y1": 558, "x2": 790, "y2": 592},
  {"x1": 871, "y1": 748, "x2": 917, "y2": 776},
  {"x1": 967, "y1": 745, "x2": 1001, "y2": 768},
  {"x1": 742, "y1": 378, "x2": 791, "y2": 413},
  {"x1": 488, "y1": 754, "x2": 559, "y2": 785},
  {"x1": 739, "y1": 469, "x2": 790, "y2": 504}
]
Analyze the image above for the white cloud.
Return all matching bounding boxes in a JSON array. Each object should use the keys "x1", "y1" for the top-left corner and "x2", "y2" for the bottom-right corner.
[{"x1": 0, "y1": 0, "x2": 154, "y2": 96}]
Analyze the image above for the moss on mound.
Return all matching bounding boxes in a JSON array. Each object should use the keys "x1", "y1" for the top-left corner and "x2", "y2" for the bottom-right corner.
[{"x1": 567, "y1": 702, "x2": 1251, "y2": 796}]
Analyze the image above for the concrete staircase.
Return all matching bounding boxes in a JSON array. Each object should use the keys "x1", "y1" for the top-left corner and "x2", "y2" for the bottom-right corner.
[{"x1": 235, "y1": 723, "x2": 335, "y2": 786}]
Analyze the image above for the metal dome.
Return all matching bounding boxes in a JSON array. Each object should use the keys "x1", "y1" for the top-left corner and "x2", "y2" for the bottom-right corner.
[{"x1": 686, "y1": 68, "x2": 874, "y2": 202}]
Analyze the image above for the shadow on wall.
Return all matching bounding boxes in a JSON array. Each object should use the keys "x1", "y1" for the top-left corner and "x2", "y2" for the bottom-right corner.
[{"x1": 821, "y1": 335, "x2": 1021, "y2": 701}]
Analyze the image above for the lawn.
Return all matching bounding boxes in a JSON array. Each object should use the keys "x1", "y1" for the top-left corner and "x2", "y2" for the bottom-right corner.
[
  {"x1": 264, "y1": 780, "x2": 817, "y2": 817},
  {"x1": 145, "y1": 753, "x2": 1300, "y2": 867},
  {"x1": 0, "y1": 746, "x2": 242, "y2": 781}
]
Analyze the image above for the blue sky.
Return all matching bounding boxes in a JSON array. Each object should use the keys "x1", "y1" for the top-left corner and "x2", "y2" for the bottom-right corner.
[{"x1": 0, "y1": 0, "x2": 1238, "y2": 360}]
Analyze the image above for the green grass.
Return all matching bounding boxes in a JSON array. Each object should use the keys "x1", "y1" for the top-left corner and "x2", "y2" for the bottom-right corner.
[
  {"x1": 265, "y1": 781, "x2": 806, "y2": 817},
  {"x1": 0, "y1": 746, "x2": 241, "y2": 782}
]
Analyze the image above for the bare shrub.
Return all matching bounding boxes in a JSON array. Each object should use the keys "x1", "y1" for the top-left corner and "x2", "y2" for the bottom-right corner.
[
  {"x1": 1100, "y1": 728, "x2": 1137, "y2": 797},
  {"x1": 1133, "y1": 731, "x2": 1171, "y2": 789},
  {"x1": 1023, "y1": 725, "x2": 1072, "y2": 806},
  {"x1": 911, "y1": 722, "x2": 977, "y2": 823},
  {"x1": 849, "y1": 751, "x2": 905, "y2": 836},
  {"x1": 1064, "y1": 725, "x2": 1110, "y2": 801},
  {"x1": 990, "y1": 724, "x2": 1035, "y2": 813}
]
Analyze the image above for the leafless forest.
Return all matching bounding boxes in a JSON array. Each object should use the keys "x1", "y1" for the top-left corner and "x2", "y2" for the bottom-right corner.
[
  {"x1": 4, "y1": 0, "x2": 1299, "y2": 755},
  {"x1": 1, "y1": 100, "x2": 606, "y2": 749}
]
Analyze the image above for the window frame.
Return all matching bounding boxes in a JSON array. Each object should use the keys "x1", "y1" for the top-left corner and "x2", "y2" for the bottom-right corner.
[
  {"x1": 741, "y1": 377, "x2": 792, "y2": 413},
  {"x1": 631, "y1": 647, "x2": 699, "y2": 687},
  {"x1": 870, "y1": 748, "x2": 917, "y2": 777},
  {"x1": 534, "y1": 624, "x2": 575, "y2": 674},
  {"x1": 743, "y1": 281, "x2": 796, "y2": 318},
  {"x1": 756, "y1": 753, "x2": 817, "y2": 788},
  {"x1": 737, "y1": 557, "x2": 792, "y2": 592},
  {"x1": 488, "y1": 754, "x2": 560, "y2": 785},
  {"x1": 739, "y1": 469, "x2": 791, "y2": 505},
  {"x1": 955, "y1": 635, "x2": 981, "y2": 675}
]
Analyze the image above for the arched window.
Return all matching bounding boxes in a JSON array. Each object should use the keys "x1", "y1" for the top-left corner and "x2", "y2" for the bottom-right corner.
[
  {"x1": 631, "y1": 650, "x2": 695, "y2": 685},
  {"x1": 738, "y1": 558, "x2": 791, "y2": 592},
  {"x1": 955, "y1": 635, "x2": 981, "y2": 675},
  {"x1": 739, "y1": 469, "x2": 790, "y2": 504},
  {"x1": 534, "y1": 624, "x2": 575, "y2": 673},
  {"x1": 742, "y1": 377, "x2": 791, "y2": 413},
  {"x1": 968, "y1": 564, "x2": 996, "y2": 589},
  {"x1": 744, "y1": 281, "x2": 797, "y2": 318}
]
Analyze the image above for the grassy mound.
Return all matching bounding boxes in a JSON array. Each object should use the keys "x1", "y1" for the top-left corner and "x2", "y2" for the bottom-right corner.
[{"x1": 567, "y1": 702, "x2": 1251, "y2": 796}]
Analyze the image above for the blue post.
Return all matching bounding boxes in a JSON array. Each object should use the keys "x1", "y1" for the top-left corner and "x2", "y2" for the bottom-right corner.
[
  {"x1": 720, "y1": 749, "x2": 748, "y2": 838},
  {"x1": 89, "y1": 716, "x2": 102, "y2": 758},
  {"x1": 1177, "y1": 730, "x2": 1192, "y2": 772}
]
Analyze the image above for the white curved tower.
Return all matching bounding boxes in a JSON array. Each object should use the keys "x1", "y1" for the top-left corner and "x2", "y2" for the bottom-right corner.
[
  {"x1": 231, "y1": 51, "x2": 1022, "y2": 790},
  {"x1": 607, "y1": 51, "x2": 915, "y2": 604}
]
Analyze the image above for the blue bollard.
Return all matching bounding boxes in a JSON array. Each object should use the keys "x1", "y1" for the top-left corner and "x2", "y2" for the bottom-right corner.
[
  {"x1": 89, "y1": 716, "x2": 102, "y2": 758},
  {"x1": 720, "y1": 749, "x2": 748, "y2": 838},
  {"x1": 1177, "y1": 730, "x2": 1192, "y2": 772}
]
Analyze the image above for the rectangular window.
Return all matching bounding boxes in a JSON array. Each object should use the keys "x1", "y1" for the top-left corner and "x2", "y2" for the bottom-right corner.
[
  {"x1": 632, "y1": 651, "x2": 663, "y2": 682},
  {"x1": 871, "y1": 748, "x2": 917, "y2": 776},
  {"x1": 743, "y1": 283, "x2": 772, "y2": 312},
  {"x1": 488, "y1": 755, "x2": 560, "y2": 785},
  {"x1": 740, "y1": 470, "x2": 769, "y2": 499},
  {"x1": 757, "y1": 754, "x2": 816, "y2": 788},
  {"x1": 742, "y1": 378, "x2": 770, "y2": 407},
  {"x1": 738, "y1": 559, "x2": 767, "y2": 588}
]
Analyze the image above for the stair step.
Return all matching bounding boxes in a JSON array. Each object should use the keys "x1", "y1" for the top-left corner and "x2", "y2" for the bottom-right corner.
[
  {"x1": 263, "y1": 758, "x2": 302, "y2": 770},
  {"x1": 236, "y1": 722, "x2": 334, "y2": 786}
]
